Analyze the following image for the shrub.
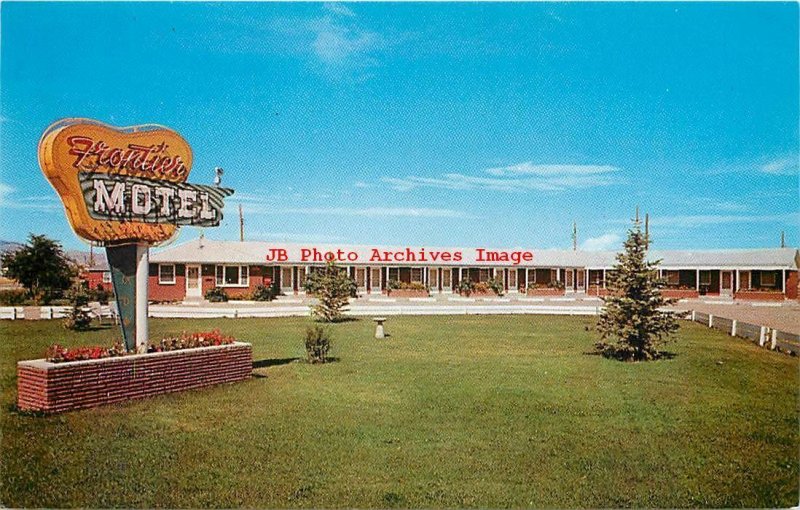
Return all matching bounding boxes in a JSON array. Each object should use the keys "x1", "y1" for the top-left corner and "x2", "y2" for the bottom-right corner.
[
  {"x1": 62, "y1": 284, "x2": 92, "y2": 331},
  {"x1": 547, "y1": 280, "x2": 565, "y2": 290},
  {"x1": 90, "y1": 284, "x2": 111, "y2": 304},
  {"x1": 304, "y1": 326, "x2": 332, "y2": 364},
  {"x1": 205, "y1": 287, "x2": 228, "y2": 302},
  {"x1": 487, "y1": 276, "x2": 505, "y2": 296},
  {"x1": 0, "y1": 289, "x2": 28, "y2": 305},
  {"x1": 250, "y1": 284, "x2": 274, "y2": 301},
  {"x1": 458, "y1": 279, "x2": 475, "y2": 296}
]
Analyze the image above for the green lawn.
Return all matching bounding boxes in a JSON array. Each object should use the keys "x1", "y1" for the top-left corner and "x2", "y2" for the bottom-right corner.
[{"x1": 1, "y1": 315, "x2": 798, "y2": 508}]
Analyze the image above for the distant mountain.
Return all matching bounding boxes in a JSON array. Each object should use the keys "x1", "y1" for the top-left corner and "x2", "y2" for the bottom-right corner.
[
  {"x1": 0, "y1": 240, "x2": 23, "y2": 253},
  {"x1": 67, "y1": 249, "x2": 107, "y2": 269},
  {"x1": 0, "y1": 239, "x2": 107, "y2": 269}
]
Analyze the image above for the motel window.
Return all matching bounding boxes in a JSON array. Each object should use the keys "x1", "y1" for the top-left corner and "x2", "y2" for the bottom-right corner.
[
  {"x1": 388, "y1": 268, "x2": 400, "y2": 281},
  {"x1": 411, "y1": 268, "x2": 423, "y2": 283},
  {"x1": 479, "y1": 269, "x2": 490, "y2": 282},
  {"x1": 102, "y1": 271, "x2": 112, "y2": 284},
  {"x1": 700, "y1": 271, "x2": 712, "y2": 285},
  {"x1": 665, "y1": 271, "x2": 680, "y2": 286},
  {"x1": 760, "y1": 272, "x2": 776, "y2": 287},
  {"x1": 158, "y1": 264, "x2": 176, "y2": 285},
  {"x1": 215, "y1": 265, "x2": 249, "y2": 287}
]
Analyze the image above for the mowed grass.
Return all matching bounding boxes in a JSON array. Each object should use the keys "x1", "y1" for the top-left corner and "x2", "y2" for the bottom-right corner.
[{"x1": 1, "y1": 315, "x2": 798, "y2": 508}]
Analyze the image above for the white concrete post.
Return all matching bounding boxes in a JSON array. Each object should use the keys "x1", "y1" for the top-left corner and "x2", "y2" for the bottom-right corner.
[
  {"x1": 759, "y1": 326, "x2": 767, "y2": 347},
  {"x1": 770, "y1": 329, "x2": 777, "y2": 350},
  {"x1": 731, "y1": 319, "x2": 737, "y2": 337},
  {"x1": 708, "y1": 314, "x2": 713, "y2": 328},
  {"x1": 781, "y1": 269, "x2": 786, "y2": 294},
  {"x1": 135, "y1": 243, "x2": 149, "y2": 353},
  {"x1": 696, "y1": 269, "x2": 700, "y2": 291},
  {"x1": 11, "y1": 308, "x2": 16, "y2": 320},
  {"x1": 691, "y1": 310, "x2": 696, "y2": 321},
  {"x1": 602, "y1": 269, "x2": 607, "y2": 289},
  {"x1": 735, "y1": 269, "x2": 740, "y2": 291},
  {"x1": 524, "y1": 268, "x2": 529, "y2": 289}
]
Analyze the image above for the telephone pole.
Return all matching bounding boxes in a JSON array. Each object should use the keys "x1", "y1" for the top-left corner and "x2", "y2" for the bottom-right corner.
[
  {"x1": 572, "y1": 221, "x2": 577, "y2": 251},
  {"x1": 645, "y1": 213, "x2": 650, "y2": 250},
  {"x1": 239, "y1": 204, "x2": 244, "y2": 242},
  {"x1": 781, "y1": 230, "x2": 785, "y2": 248}
]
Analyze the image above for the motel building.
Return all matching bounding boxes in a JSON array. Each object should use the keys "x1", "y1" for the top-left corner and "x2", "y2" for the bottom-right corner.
[{"x1": 83, "y1": 239, "x2": 800, "y2": 302}]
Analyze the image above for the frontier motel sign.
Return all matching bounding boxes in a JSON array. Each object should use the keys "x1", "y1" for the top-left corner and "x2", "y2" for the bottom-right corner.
[{"x1": 38, "y1": 118, "x2": 233, "y2": 351}]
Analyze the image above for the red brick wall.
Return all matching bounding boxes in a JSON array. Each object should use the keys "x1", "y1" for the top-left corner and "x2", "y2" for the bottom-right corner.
[
  {"x1": 786, "y1": 270, "x2": 798, "y2": 300},
  {"x1": 81, "y1": 271, "x2": 113, "y2": 293},
  {"x1": 148, "y1": 264, "x2": 186, "y2": 302},
  {"x1": 17, "y1": 343, "x2": 252, "y2": 413},
  {"x1": 734, "y1": 290, "x2": 785, "y2": 301}
]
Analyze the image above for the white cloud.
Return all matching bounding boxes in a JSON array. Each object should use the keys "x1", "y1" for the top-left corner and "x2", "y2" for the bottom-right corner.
[
  {"x1": 245, "y1": 205, "x2": 473, "y2": 219},
  {"x1": 270, "y1": 4, "x2": 380, "y2": 79},
  {"x1": 0, "y1": 183, "x2": 60, "y2": 212},
  {"x1": 0, "y1": 182, "x2": 13, "y2": 201},
  {"x1": 383, "y1": 163, "x2": 621, "y2": 193},
  {"x1": 485, "y1": 163, "x2": 618, "y2": 177},
  {"x1": 250, "y1": 232, "x2": 347, "y2": 243},
  {"x1": 323, "y1": 3, "x2": 356, "y2": 18},
  {"x1": 645, "y1": 213, "x2": 798, "y2": 228},
  {"x1": 760, "y1": 154, "x2": 798, "y2": 175},
  {"x1": 353, "y1": 181, "x2": 371, "y2": 188},
  {"x1": 581, "y1": 233, "x2": 621, "y2": 251}
]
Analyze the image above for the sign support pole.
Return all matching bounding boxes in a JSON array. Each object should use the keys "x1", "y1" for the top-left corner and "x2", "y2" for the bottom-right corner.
[{"x1": 135, "y1": 243, "x2": 149, "y2": 353}]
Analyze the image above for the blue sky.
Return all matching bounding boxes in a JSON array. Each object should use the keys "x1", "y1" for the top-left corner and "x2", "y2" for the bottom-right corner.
[{"x1": 1, "y1": 1, "x2": 797, "y2": 252}]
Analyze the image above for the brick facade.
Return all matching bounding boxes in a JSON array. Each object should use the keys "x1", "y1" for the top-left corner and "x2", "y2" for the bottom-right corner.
[{"x1": 17, "y1": 342, "x2": 252, "y2": 413}]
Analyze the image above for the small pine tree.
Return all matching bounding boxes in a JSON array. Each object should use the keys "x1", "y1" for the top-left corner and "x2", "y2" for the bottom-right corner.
[
  {"x1": 304, "y1": 260, "x2": 356, "y2": 322},
  {"x1": 63, "y1": 284, "x2": 93, "y2": 331},
  {"x1": 596, "y1": 217, "x2": 679, "y2": 361}
]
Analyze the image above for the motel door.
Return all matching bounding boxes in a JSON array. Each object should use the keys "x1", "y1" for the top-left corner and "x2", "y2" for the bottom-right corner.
[
  {"x1": 576, "y1": 269, "x2": 585, "y2": 292},
  {"x1": 721, "y1": 271, "x2": 733, "y2": 296},
  {"x1": 186, "y1": 265, "x2": 201, "y2": 298},
  {"x1": 355, "y1": 268, "x2": 366, "y2": 294},
  {"x1": 565, "y1": 269, "x2": 574, "y2": 292},
  {"x1": 370, "y1": 268, "x2": 382, "y2": 293}
]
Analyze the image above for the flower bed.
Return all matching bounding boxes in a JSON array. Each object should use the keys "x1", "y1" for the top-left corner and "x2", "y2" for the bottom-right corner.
[
  {"x1": 18, "y1": 333, "x2": 251, "y2": 414},
  {"x1": 524, "y1": 288, "x2": 566, "y2": 296},
  {"x1": 387, "y1": 289, "x2": 430, "y2": 298},
  {"x1": 734, "y1": 290, "x2": 785, "y2": 301}
]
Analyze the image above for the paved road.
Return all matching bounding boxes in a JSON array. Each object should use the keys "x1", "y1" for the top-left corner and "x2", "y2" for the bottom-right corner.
[{"x1": 670, "y1": 300, "x2": 800, "y2": 335}]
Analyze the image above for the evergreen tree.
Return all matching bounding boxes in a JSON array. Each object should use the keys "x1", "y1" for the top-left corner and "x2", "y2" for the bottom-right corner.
[
  {"x1": 303, "y1": 260, "x2": 356, "y2": 322},
  {"x1": 596, "y1": 217, "x2": 679, "y2": 361}
]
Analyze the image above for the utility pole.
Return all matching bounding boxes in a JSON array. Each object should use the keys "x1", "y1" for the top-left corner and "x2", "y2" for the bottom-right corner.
[
  {"x1": 635, "y1": 205, "x2": 640, "y2": 223},
  {"x1": 572, "y1": 221, "x2": 577, "y2": 251},
  {"x1": 645, "y1": 213, "x2": 649, "y2": 250},
  {"x1": 239, "y1": 204, "x2": 244, "y2": 242},
  {"x1": 781, "y1": 230, "x2": 785, "y2": 248}
]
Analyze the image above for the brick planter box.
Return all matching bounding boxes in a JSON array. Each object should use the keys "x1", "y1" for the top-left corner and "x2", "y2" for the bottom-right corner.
[
  {"x1": 17, "y1": 342, "x2": 252, "y2": 414},
  {"x1": 662, "y1": 289, "x2": 700, "y2": 299},
  {"x1": 387, "y1": 289, "x2": 429, "y2": 298},
  {"x1": 524, "y1": 288, "x2": 566, "y2": 296},
  {"x1": 734, "y1": 291, "x2": 785, "y2": 301}
]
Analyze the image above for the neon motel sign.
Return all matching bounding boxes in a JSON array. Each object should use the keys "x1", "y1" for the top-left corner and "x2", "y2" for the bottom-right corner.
[{"x1": 38, "y1": 119, "x2": 234, "y2": 351}]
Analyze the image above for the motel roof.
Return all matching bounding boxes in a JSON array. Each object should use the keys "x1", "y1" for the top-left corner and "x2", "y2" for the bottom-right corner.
[{"x1": 150, "y1": 238, "x2": 799, "y2": 270}]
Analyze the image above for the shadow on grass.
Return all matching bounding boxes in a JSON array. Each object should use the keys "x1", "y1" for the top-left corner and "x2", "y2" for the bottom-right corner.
[
  {"x1": 582, "y1": 350, "x2": 678, "y2": 360},
  {"x1": 253, "y1": 357, "x2": 300, "y2": 369}
]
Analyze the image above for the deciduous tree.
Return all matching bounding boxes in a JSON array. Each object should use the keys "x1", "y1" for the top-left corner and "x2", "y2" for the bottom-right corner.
[{"x1": 1, "y1": 234, "x2": 75, "y2": 303}]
